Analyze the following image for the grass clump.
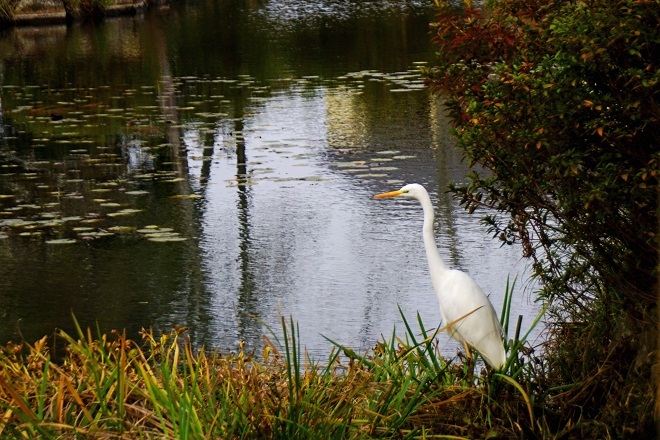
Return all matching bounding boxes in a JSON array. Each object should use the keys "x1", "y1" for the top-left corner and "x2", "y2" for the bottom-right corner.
[{"x1": 0, "y1": 297, "x2": 544, "y2": 439}]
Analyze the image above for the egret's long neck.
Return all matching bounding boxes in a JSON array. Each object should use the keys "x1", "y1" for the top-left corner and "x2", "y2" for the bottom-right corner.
[{"x1": 419, "y1": 193, "x2": 447, "y2": 273}]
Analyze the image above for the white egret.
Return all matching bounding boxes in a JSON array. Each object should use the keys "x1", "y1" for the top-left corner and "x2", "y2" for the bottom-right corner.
[{"x1": 374, "y1": 183, "x2": 506, "y2": 369}]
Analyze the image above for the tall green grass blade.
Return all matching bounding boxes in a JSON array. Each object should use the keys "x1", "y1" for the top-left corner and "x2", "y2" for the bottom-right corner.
[
  {"x1": 397, "y1": 305, "x2": 439, "y2": 378},
  {"x1": 416, "y1": 312, "x2": 444, "y2": 374},
  {"x1": 36, "y1": 360, "x2": 49, "y2": 419},
  {"x1": 500, "y1": 276, "x2": 515, "y2": 340}
]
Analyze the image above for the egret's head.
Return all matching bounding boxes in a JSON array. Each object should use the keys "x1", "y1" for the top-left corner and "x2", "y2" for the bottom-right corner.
[{"x1": 373, "y1": 183, "x2": 426, "y2": 200}]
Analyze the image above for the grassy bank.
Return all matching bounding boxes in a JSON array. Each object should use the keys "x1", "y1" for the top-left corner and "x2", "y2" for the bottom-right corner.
[{"x1": 0, "y1": 305, "x2": 544, "y2": 439}]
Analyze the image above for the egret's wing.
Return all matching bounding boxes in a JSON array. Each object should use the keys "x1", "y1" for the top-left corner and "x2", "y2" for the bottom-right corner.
[{"x1": 434, "y1": 270, "x2": 506, "y2": 368}]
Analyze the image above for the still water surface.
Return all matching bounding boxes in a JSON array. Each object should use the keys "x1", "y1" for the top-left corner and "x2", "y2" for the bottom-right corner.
[{"x1": 0, "y1": 0, "x2": 540, "y2": 359}]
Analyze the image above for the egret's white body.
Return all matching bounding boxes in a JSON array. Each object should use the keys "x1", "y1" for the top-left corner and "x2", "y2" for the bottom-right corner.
[{"x1": 374, "y1": 183, "x2": 506, "y2": 369}]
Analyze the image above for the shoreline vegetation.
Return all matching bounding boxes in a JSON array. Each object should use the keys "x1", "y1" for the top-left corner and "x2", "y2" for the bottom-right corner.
[
  {"x1": 0, "y1": 309, "x2": 543, "y2": 438},
  {"x1": 1, "y1": 0, "x2": 167, "y2": 28}
]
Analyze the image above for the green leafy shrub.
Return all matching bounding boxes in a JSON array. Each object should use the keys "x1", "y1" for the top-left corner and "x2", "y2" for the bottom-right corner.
[{"x1": 424, "y1": 0, "x2": 658, "y2": 436}]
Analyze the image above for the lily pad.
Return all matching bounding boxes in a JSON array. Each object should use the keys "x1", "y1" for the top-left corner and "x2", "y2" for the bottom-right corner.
[
  {"x1": 375, "y1": 150, "x2": 401, "y2": 155},
  {"x1": 356, "y1": 173, "x2": 388, "y2": 178},
  {"x1": 148, "y1": 236, "x2": 187, "y2": 242},
  {"x1": 140, "y1": 225, "x2": 160, "y2": 230},
  {"x1": 107, "y1": 209, "x2": 143, "y2": 217},
  {"x1": 169, "y1": 194, "x2": 202, "y2": 199},
  {"x1": 144, "y1": 232, "x2": 180, "y2": 238},
  {"x1": 137, "y1": 227, "x2": 174, "y2": 234},
  {"x1": 78, "y1": 231, "x2": 114, "y2": 238},
  {"x1": 370, "y1": 166, "x2": 398, "y2": 171},
  {"x1": 107, "y1": 226, "x2": 136, "y2": 233},
  {"x1": 46, "y1": 238, "x2": 77, "y2": 244},
  {"x1": 19, "y1": 231, "x2": 42, "y2": 237}
]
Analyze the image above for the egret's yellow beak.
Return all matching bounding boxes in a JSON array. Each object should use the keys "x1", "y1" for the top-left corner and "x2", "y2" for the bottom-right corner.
[{"x1": 373, "y1": 189, "x2": 404, "y2": 199}]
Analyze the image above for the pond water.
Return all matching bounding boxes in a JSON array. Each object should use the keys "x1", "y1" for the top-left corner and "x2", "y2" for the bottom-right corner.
[{"x1": 0, "y1": 0, "x2": 541, "y2": 359}]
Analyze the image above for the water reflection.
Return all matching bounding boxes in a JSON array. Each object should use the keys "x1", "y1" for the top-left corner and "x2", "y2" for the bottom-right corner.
[{"x1": 0, "y1": 0, "x2": 540, "y2": 359}]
